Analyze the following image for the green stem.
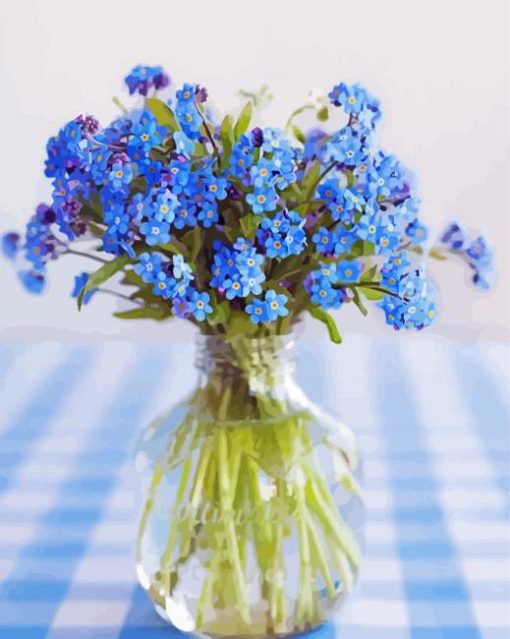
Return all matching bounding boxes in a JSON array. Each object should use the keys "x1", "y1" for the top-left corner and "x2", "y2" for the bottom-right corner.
[
  {"x1": 284, "y1": 104, "x2": 315, "y2": 133},
  {"x1": 305, "y1": 510, "x2": 336, "y2": 598},
  {"x1": 295, "y1": 482, "x2": 313, "y2": 627},
  {"x1": 136, "y1": 462, "x2": 163, "y2": 563},
  {"x1": 217, "y1": 429, "x2": 251, "y2": 624},
  {"x1": 160, "y1": 455, "x2": 193, "y2": 589}
]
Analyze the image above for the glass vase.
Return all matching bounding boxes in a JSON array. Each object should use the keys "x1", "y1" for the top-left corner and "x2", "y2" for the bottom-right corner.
[{"x1": 135, "y1": 333, "x2": 365, "y2": 637}]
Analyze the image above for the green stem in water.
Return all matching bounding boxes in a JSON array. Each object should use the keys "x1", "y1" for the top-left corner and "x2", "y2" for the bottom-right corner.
[
  {"x1": 138, "y1": 377, "x2": 361, "y2": 636},
  {"x1": 217, "y1": 428, "x2": 251, "y2": 625}
]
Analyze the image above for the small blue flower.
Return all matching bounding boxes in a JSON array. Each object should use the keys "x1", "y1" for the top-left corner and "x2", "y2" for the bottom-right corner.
[
  {"x1": 369, "y1": 154, "x2": 405, "y2": 199},
  {"x1": 172, "y1": 296, "x2": 191, "y2": 318},
  {"x1": 139, "y1": 215, "x2": 170, "y2": 245},
  {"x1": 328, "y1": 82, "x2": 381, "y2": 129},
  {"x1": 127, "y1": 193, "x2": 150, "y2": 221},
  {"x1": 198, "y1": 201, "x2": 219, "y2": 228},
  {"x1": 229, "y1": 135, "x2": 255, "y2": 179},
  {"x1": 140, "y1": 159, "x2": 163, "y2": 186},
  {"x1": 124, "y1": 65, "x2": 170, "y2": 96},
  {"x1": 328, "y1": 83, "x2": 365, "y2": 113},
  {"x1": 246, "y1": 186, "x2": 279, "y2": 215},
  {"x1": 176, "y1": 83, "x2": 196, "y2": 102},
  {"x1": 168, "y1": 158, "x2": 191, "y2": 190},
  {"x1": 152, "y1": 270, "x2": 177, "y2": 299},
  {"x1": 327, "y1": 128, "x2": 365, "y2": 165},
  {"x1": 405, "y1": 219, "x2": 429, "y2": 244},
  {"x1": 153, "y1": 191, "x2": 178, "y2": 223},
  {"x1": 109, "y1": 161, "x2": 133, "y2": 192},
  {"x1": 310, "y1": 281, "x2": 341, "y2": 309},
  {"x1": 250, "y1": 159, "x2": 275, "y2": 188},
  {"x1": 130, "y1": 110, "x2": 164, "y2": 152},
  {"x1": 312, "y1": 227, "x2": 336, "y2": 255},
  {"x1": 90, "y1": 148, "x2": 112, "y2": 185},
  {"x1": 174, "y1": 131, "x2": 195, "y2": 157},
  {"x1": 174, "y1": 204, "x2": 198, "y2": 229},
  {"x1": 260, "y1": 128, "x2": 290, "y2": 154},
  {"x1": 376, "y1": 223, "x2": 401, "y2": 255},
  {"x1": 205, "y1": 174, "x2": 228, "y2": 201},
  {"x1": 18, "y1": 270, "x2": 45, "y2": 294},
  {"x1": 173, "y1": 254, "x2": 193, "y2": 282},
  {"x1": 337, "y1": 261, "x2": 361, "y2": 283},
  {"x1": 1, "y1": 232, "x2": 20, "y2": 261},
  {"x1": 223, "y1": 276, "x2": 245, "y2": 300},
  {"x1": 134, "y1": 252, "x2": 163, "y2": 284},
  {"x1": 236, "y1": 250, "x2": 264, "y2": 280},
  {"x1": 105, "y1": 204, "x2": 130, "y2": 235},
  {"x1": 190, "y1": 291, "x2": 212, "y2": 321},
  {"x1": 71, "y1": 272, "x2": 97, "y2": 305},
  {"x1": 265, "y1": 289, "x2": 289, "y2": 321},
  {"x1": 246, "y1": 298, "x2": 270, "y2": 324}
]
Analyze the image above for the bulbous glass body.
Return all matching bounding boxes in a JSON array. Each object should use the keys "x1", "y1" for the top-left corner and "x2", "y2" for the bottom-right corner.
[{"x1": 135, "y1": 334, "x2": 365, "y2": 638}]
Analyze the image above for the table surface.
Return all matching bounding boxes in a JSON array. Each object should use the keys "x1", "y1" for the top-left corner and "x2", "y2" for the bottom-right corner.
[{"x1": 0, "y1": 335, "x2": 508, "y2": 639}]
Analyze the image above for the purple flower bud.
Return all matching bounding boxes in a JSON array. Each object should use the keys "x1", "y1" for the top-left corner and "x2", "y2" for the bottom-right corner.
[
  {"x1": 154, "y1": 72, "x2": 170, "y2": 90},
  {"x1": 162, "y1": 261, "x2": 174, "y2": 277},
  {"x1": 62, "y1": 197, "x2": 82, "y2": 216},
  {"x1": 75, "y1": 114, "x2": 100, "y2": 135},
  {"x1": 36, "y1": 203, "x2": 56, "y2": 225},
  {"x1": 112, "y1": 152, "x2": 130, "y2": 165},
  {"x1": 251, "y1": 127, "x2": 264, "y2": 147},
  {"x1": 304, "y1": 209, "x2": 322, "y2": 230},
  {"x1": 70, "y1": 218, "x2": 87, "y2": 237},
  {"x1": 227, "y1": 185, "x2": 241, "y2": 200},
  {"x1": 195, "y1": 86, "x2": 208, "y2": 103}
]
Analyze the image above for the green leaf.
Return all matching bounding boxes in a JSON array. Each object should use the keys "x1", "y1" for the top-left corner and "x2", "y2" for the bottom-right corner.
[
  {"x1": 239, "y1": 213, "x2": 260, "y2": 240},
  {"x1": 157, "y1": 239, "x2": 190, "y2": 259},
  {"x1": 308, "y1": 306, "x2": 342, "y2": 344},
  {"x1": 190, "y1": 225, "x2": 204, "y2": 265},
  {"x1": 351, "y1": 288, "x2": 368, "y2": 316},
  {"x1": 220, "y1": 115, "x2": 235, "y2": 167},
  {"x1": 208, "y1": 300, "x2": 230, "y2": 326},
  {"x1": 316, "y1": 106, "x2": 329, "y2": 122},
  {"x1": 234, "y1": 102, "x2": 253, "y2": 140},
  {"x1": 114, "y1": 307, "x2": 167, "y2": 320},
  {"x1": 291, "y1": 125, "x2": 306, "y2": 145},
  {"x1": 77, "y1": 254, "x2": 129, "y2": 310},
  {"x1": 358, "y1": 286, "x2": 385, "y2": 301},
  {"x1": 301, "y1": 161, "x2": 321, "y2": 198},
  {"x1": 351, "y1": 239, "x2": 376, "y2": 257},
  {"x1": 362, "y1": 264, "x2": 379, "y2": 282},
  {"x1": 145, "y1": 97, "x2": 180, "y2": 131}
]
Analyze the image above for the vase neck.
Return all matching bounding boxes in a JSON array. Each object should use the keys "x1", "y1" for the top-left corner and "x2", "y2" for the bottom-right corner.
[
  {"x1": 194, "y1": 334, "x2": 298, "y2": 419},
  {"x1": 196, "y1": 334, "x2": 297, "y2": 385}
]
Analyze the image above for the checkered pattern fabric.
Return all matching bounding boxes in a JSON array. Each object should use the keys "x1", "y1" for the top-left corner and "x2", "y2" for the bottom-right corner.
[{"x1": 0, "y1": 336, "x2": 508, "y2": 639}]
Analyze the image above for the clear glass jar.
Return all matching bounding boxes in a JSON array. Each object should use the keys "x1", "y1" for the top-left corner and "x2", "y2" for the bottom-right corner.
[{"x1": 135, "y1": 333, "x2": 365, "y2": 638}]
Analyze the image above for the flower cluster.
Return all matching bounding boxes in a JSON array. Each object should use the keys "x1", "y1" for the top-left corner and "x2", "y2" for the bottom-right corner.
[
  {"x1": 378, "y1": 253, "x2": 437, "y2": 329},
  {"x1": 1, "y1": 65, "x2": 492, "y2": 341}
]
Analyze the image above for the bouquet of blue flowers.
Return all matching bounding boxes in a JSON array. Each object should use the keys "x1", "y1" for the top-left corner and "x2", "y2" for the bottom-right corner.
[
  {"x1": 2, "y1": 65, "x2": 492, "y2": 338},
  {"x1": 2, "y1": 65, "x2": 494, "y2": 637}
]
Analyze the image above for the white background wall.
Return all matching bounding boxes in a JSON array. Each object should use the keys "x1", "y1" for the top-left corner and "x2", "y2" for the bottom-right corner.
[{"x1": 0, "y1": 0, "x2": 508, "y2": 342}]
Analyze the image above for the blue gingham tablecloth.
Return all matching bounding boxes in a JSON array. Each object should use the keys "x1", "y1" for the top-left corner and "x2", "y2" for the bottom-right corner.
[{"x1": 0, "y1": 335, "x2": 508, "y2": 639}]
